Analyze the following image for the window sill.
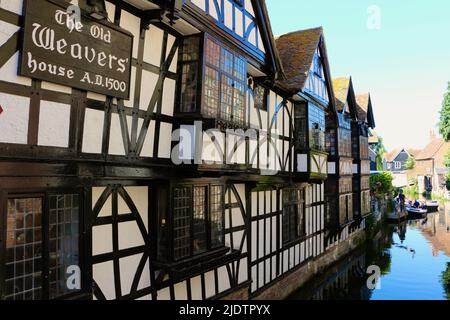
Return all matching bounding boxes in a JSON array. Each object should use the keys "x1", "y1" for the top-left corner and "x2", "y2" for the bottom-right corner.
[{"x1": 155, "y1": 247, "x2": 241, "y2": 281}]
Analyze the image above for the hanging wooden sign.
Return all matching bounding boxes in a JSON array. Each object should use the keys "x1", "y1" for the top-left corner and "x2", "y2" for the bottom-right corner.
[{"x1": 20, "y1": 0, "x2": 133, "y2": 99}]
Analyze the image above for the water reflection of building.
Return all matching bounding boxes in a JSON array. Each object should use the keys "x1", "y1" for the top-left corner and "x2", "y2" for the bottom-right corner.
[
  {"x1": 288, "y1": 225, "x2": 394, "y2": 300},
  {"x1": 417, "y1": 204, "x2": 450, "y2": 257}
]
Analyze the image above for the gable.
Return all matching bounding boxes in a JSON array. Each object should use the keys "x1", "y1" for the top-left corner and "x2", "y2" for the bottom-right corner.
[
  {"x1": 332, "y1": 77, "x2": 358, "y2": 121},
  {"x1": 394, "y1": 150, "x2": 410, "y2": 162},
  {"x1": 304, "y1": 46, "x2": 331, "y2": 104},
  {"x1": 189, "y1": 0, "x2": 267, "y2": 56}
]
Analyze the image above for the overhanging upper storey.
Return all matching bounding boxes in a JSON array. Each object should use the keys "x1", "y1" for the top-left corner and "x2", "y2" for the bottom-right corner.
[
  {"x1": 177, "y1": 0, "x2": 283, "y2": 77},
  {"x1": 275, "y1": 27, "x2": 337, "y2": 181}
]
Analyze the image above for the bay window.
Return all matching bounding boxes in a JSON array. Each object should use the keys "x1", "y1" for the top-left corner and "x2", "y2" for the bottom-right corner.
[
  {"x1": 3, "y1": 193, "x2": 82, "y2": 300},
  {"x1": 178, "y1": 34, "x2": 247, "y2": 126},
  {"x1": 179, "y1": 36, "x2": 201, "y2": 113},
  {"x1": 308, "y1": 103, "x2": 326, "y2": 151}
]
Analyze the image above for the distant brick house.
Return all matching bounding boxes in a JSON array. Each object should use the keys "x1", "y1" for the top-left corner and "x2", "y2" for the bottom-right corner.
[{"x1": 411, "y1": 137, "x2": 450, "y2": 194}]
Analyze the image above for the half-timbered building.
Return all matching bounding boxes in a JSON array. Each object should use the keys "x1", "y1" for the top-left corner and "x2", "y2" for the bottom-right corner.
[
  {"x1": 354, "y1": 93, "x2": 375, "y2": 218},
  {"x1": 327, "y1": 77, "x2": 358, "y2": 229},
  {"x1": 0, "y1": 0, "x2": 375, "y2": 301}
]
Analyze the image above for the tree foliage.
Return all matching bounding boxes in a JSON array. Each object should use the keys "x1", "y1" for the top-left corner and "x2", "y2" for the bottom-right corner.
[
  {"x1": 439, "y1": 82, "x2": 450, "y2": 142},
  {"x1": 445, "y1": 149, "x2": 450, "y2": 168},
  {"x1": 370, "y1": 172, "x2": 394, "y2": 198},
  {"x1": 445, "y1": 150, "x2": 450, "y2": 191},
  {"x1": 405, "y1": 156, "x2": 416, "y2": 170},
  {"x1": 374, "y1": 136, "x2": 387, "y2": 171}
]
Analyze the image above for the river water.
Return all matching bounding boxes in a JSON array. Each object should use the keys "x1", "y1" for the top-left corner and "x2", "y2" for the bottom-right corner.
[{"x1": 288, "y1": 203, "x2": 450, "y2": 300}]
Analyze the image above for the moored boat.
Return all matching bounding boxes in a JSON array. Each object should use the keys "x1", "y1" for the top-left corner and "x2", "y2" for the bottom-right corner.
[
  {"x1": 406, "y1": 206, "x2": 427, "y2": 219},
  {"x1": 425, "y1": 201, "x2": 439, "y2": 212}
]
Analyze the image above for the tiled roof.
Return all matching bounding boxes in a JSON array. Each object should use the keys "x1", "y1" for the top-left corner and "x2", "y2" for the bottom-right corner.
[
  {"x1": 416, "y1": 138, "x2": 446, "y2": 160},
  {"x1": 406, "y1": 148, "x2": 422, "y2": 158},
  {"x1": 275, "y1": 27, "x2": 323, "y2": 93},
  {"x1": 332, "y1": 77, "x2": 351, "y2": 112},
  {"x1": 384, "y1": 148, "x2": 400, "y2": 162},
  {"x1": 356, "y1": 93, "x2": 370, "y2": 122}
]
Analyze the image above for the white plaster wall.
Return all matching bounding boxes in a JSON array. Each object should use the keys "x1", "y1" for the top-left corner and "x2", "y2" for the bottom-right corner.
[
  {"x1": 38, "y1": 101, "x2": 71, "y2": 148},
  {"x1": 144, "y1": 25, "x2": 164, "y2": 67},
  {"x1": 0, "y1": 52, "x2": 31, "y2": 86},
  {"x1": 119, "y1": 10, "x2": 141, "y2": 59},
  {"x1": 235, "y1": 7, "x2": 244, "y2": 37},
  {"x1": 139, "y1": 70, "x2": 159, "y2": 111},
  {"x1": 0, "y1": 0, "x2": 23, "y2": 15},
  {"x1": 0, "y1": 92, "x2": 29, "y2": 144},
  {"x1": 140, "y1": 120, "x2": 156, "y2": 158},
  {"x1": 92, "y1": 187, "x2": 112, "y2": 217},
  {"x1": 190, "y1": 275, "x2": 203, "y2": 300},
  {"x1": 162, "y1": 78, "x2": 176, "y2": 116},
  {"x1": 119, "y1": 254, "x2": 144, "y2": 295},
  {"x1": 166, "y1": 34, "x2": 178, "y2": 73},
  {"x1": 41, "y1": 81, "x2": 72, "y2": 95},
  {"x1": 92, "y1": 224, "x2": 113, "y2": 255},
  {"x1": 93, "y1": 261, "x2": 115, "y2": 300},
  {"x1": 158, "y1": 122, "x2": 173, "y2": 158},
  {"x1": 82, "y1": 109, "x2": 104, "y2": 154},
  {"x1": 174, "y1": 281, "x2": 188, "y2": 300}
]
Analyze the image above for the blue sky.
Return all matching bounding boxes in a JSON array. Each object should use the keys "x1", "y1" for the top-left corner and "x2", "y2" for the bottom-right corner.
[{"x1": 266, "y1": 0, "x2": 450, "y2": 151}]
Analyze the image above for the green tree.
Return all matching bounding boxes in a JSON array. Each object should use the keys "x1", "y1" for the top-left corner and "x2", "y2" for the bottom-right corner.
[
  {"x1": 439, "y1": 82, "x2": 450, "y2": 142},
  {"x1": 405, "y1": 156, "x2": 416, "y2": 170},
  {"x1": 370, "y1": 172, "x2": 394, "y2": 198},
  {"x1": 445, "y1": 150, "x2": 450, "y2": 191},
  {"x1": 374, "y1": 136, "x2": 387, "y2": 171},
  {"x1": 445, "y1": 149, "x2": 450, "y2": 168}
]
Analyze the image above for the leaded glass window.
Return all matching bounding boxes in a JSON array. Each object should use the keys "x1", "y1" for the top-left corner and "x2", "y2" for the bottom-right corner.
[
  {"x1": 5, "y1": 198, "x2": 43, "y2": 300},
  {"x1": 173, "y1": 187, "x2": 192, "y2": 260},
  {"x1": 193, "y1": 187, "x2": 207, "y2": 255},
  {"x1": 210, "y1": 186, "x2": 224, "y2": 248},
  {"x1": 308, "y1": 103, "x2": 326, "y2": 151},
  {"x1": 179, "y1": 37, "x2": 200, "y2": 113},
  {"x1": 282, "y1": 187, "x2": 305, "y2": 245},
  {"x1": 204, "y1": 66, "x2": 220, "y2": 117},
  {"x1": 4, "y1": 193, "x2": 81, "y2": 300},
  {"x1": 253, "y1": 84, "x2": 267, "y2": 111},
  {"x1": 203, "y1": 36, "x2": 247, "y2": 126},
  {"x1": 48, "y1": 194, "x2": 79, "y2": 299},
  {"x1": 170, "y1": 184, "x2": 225, "y2": 262}
]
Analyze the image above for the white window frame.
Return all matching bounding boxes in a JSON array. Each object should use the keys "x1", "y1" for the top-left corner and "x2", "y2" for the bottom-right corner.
[{"x1": 395, "y1": 161, "x2": 402, "y2": 169}]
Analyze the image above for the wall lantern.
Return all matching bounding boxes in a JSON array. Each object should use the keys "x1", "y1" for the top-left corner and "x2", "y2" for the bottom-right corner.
[{"x1": 79, "y1": 0, "x2": 108, "y2": 20}]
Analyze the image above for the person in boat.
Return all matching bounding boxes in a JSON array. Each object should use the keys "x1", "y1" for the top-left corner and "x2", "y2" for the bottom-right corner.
[
  {"x1": 413, "y1": 200, "x2": 421, "y2": 208},
  {"x1": 398, "y1": 190, "x2": 406, "y2": 211}
]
